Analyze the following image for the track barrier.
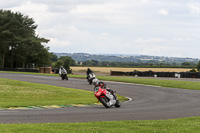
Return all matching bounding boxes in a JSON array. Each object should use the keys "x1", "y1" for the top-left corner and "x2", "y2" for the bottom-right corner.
[{"x1": 110, "y1": 70, "x2": 200, "y2": 78}]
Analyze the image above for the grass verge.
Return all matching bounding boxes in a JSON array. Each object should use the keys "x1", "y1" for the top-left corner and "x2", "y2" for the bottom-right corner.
[
  {"x1": 0, "y1": 78, "x2": 127, "y2": 108},
  {"x1": 0, "y1": 78, "x2": 126, "y2": 108},
  {"x1": 1, "y1": 117, "x2": 200, "y2": 133},
  {"x1": 0, "y1": 78, "x2": 96, "y2": 108}
]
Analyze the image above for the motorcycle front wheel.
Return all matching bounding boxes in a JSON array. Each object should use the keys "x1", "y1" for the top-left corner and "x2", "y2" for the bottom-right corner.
[
  {"x1": 99, "y1": 97, "x2": 110, "y2": 108},
  {"x1": 115, "y1": 100, "x2": 121, "y2": 108}
]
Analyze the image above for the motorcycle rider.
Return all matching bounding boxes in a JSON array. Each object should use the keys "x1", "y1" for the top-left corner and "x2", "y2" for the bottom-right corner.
[
  {"x1": 86, "y1": 68, "x2": 95, "y2": 84},
  {"x1": 93, "y1": 79, "x2": 114, "y2": 93},
  {"x1": 86, "y1": 68, "x2": 93, "y2": 74},
  {"x1": 86, "y1": 68, "x2": 94, "y2": 79},
  {"x1": 59, "y1": 66, "x2": 67, "y2": 76},
  {"x1": 92, "y1": 78, "x2": 117, "y2": 106}
]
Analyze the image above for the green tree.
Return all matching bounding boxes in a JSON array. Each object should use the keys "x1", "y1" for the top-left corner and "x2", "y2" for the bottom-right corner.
[
  {"x1": 190, "y1": 68, "x2": 197, "y2": 72},
  {"x1": 82, "y1": 60, "x2": 93, "y2": 66},
  {"x1": 55, "y1": 60, "x2": 64, "y2": 68},
  {"x1": 59, "y1": 56, "x2": 76, "y2": 69},
  {"x1": 50, "y1": 52, "x2": 58, "y2": 62},
  {"x1": 0, "y1": 9, "x2": 50, "y2": 68},
  {"x1": 181, "y1": 62, "x2": 191, "y2": 67},
  {"x1": 91, "y1": 60, "x2": 98, "y2": 66},
  {"x1": 197, "y1": 60, "x2": 200, "y2": 72}
]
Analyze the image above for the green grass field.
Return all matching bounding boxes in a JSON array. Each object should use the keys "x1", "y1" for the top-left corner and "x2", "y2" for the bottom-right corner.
[
  {"x1": 0, "y1": 78, "x2": 127, "y2": 108},
  {"x1": 0, "y1": 78, "x2": 95, "y2": 108},
  {"x1": 1, "y1": 117, "x2": 200, "y2": 133}
]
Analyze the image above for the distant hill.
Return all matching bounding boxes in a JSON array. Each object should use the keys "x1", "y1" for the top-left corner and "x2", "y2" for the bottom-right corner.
[{"x1": 54, "y1": 53, "x2": 199, "y2": 63}]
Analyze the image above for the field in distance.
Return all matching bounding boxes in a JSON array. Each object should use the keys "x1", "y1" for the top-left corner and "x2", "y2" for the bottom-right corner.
[{"x1": 70, "y1": 67, "x2": 192, "y2": 75}]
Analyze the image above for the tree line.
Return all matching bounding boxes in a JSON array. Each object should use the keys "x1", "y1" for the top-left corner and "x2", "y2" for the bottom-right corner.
[
  {"x1": 0, "y1": 9, "x2": 50, "y2": 68},
  {"x1": 78, "y1": 59, "x2": 198, "y2": 68}
]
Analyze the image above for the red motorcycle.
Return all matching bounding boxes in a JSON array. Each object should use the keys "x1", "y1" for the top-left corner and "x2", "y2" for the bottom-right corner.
[{"x1": 94, "y1": 87, "x2": 121, "y2": 108}]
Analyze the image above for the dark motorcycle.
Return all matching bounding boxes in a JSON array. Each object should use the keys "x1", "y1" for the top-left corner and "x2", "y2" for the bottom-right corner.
[{"x1": 61, "y1": 71, "x2": 68, "y2": 80}]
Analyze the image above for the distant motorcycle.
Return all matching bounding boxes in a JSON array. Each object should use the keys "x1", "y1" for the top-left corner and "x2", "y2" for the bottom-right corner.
[
  {"x1": 94, "y1": 87, "x2": 121, "y2": 108},
  {"x1": 87, "y1": 73, "x2": 95, "y2": 84},
  {"x1": 61, "y1": 71, "x2": 68, "y2": 80}
]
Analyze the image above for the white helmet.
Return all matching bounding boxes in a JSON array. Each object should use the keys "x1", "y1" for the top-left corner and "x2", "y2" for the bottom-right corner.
[{"x1": 92, "y1": 78, "x2": 99, "y2": 86}]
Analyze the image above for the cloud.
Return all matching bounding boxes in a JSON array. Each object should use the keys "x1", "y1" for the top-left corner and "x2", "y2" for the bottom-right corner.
[
  {"x1": 26, "y1": 0, "x2": 109, "y2": 13},
  {"x1": 0, "y1": 0, "x2": 26, "y2": 8},
  {"x1": 69, "y1": 2, "x2": 140, "y2": 25},
  {"x1": 134, "y1": 38, "x2": 166, "y2": 44},
  {"x1": 6, "y1": 1, "x2": 48, "y2": 13},
  {"x1": 158, "y1": 9, "x2": 169, "y2": 15},
  {"x1": 6, "y1": 1, "x2": 50, "y2": 27},
  {"x1": 141, "y1": 0, "x2": 150, "y2": 3},
  {"x1": 47, "y1": 38, "x2": 71, "y2": 52},
  {"x1": 188, "y1": 4, "x2": 200, "y2": 14},
  {"x1": 173, "y1": 37, "x2": 192, "y2": 42}
]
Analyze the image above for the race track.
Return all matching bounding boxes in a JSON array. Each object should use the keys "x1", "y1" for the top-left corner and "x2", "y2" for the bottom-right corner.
[{"x1": 0, "y1": 73, "x2": 200, "y2": 123}]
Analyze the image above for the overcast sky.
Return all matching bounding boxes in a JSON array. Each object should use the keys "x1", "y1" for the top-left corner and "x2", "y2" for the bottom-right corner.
[{"x1": 1, "y1": 0, "x2": 200, "y2": 58}]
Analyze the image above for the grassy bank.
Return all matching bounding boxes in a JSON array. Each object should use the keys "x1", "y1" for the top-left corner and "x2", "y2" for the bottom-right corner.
[{"x1": 1, "y1": 117, "x2": 200, "y2": 133}]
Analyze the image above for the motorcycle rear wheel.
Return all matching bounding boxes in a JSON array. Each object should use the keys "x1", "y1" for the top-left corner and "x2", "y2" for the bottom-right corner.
[{"x1": 99, "y1": 97, "x2": 110, "y2": 108}]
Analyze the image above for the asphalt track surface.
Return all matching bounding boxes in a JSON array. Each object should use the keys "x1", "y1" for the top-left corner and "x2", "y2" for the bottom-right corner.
[{"x1": 0, "y1": 73, "x2": 200, "y2": 123}]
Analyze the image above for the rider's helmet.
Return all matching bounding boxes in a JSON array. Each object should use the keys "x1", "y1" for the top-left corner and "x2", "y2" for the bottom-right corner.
[
  {"x1": 87, "y1": 68, "x2": 92, "y2": 75},
  {"x1": 98, "y1": 81, "x2": 105, "y2": 88},
  {"x1": 92, "y1": 78, "x2": 99, "y2": 86},
  {"x1": 60, "y1": 66, "x2": 63, "y2": 69}
]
